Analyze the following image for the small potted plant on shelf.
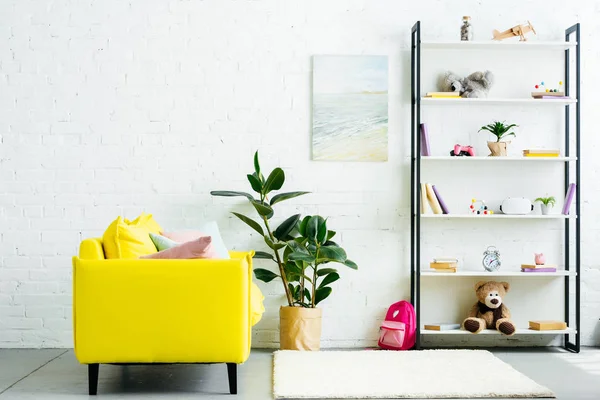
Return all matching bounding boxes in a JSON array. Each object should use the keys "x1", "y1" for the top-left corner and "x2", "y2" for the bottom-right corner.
[
  {"x1": 211, "y1": 151, "x2": 358, "y2": 351},
  {"x1": 535, "y1": 195, "x2": 556, "y2": 215},
  {"x1": 479, "y1": 120, "x2": 518, "y2": 156}
]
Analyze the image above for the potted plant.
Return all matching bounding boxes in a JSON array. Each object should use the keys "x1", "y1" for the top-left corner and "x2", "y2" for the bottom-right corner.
[
  {"x1": 211, "y1": 152, "x2": 358, "y2": 350},
  {"x1": 535, "y1": 195, "x2": 556, "y2": 215},
  {"x1": 479, "y1": 120, "x2": 518, "y2": 156}
]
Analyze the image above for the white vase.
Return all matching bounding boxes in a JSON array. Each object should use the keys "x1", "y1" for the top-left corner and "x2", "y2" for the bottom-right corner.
[{"x1": 540, "y1": 204, "x2": 550, "y2": 215}]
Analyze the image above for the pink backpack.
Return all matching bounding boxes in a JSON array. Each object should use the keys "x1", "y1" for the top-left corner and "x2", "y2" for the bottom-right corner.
[{"x1": 378, "y1": 300, "x2": 416, "y2": 350}]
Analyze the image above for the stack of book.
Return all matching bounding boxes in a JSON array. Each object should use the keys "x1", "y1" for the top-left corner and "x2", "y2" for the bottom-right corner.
[
  {"x1": 529, "y1": 320, "x2": 567, "y2": 331},
  {"x1": 522, "y1": 149, "x2": 560, "y2": 157},
  {"x1": 430, "y1": 257, "x2": 458, "y2": 273},
  {"x1": 424, "y1": 92, "x2": 461, "y2": 98},
  {"x1": 424, "y1": 323, "x2": 461, "y2": 331},
  {"x1": 521, "y1": 264, "x2": 557, "y2": 273},
  {"x1": 420, "y1": 183, "x2": 449, "y2": 214}
]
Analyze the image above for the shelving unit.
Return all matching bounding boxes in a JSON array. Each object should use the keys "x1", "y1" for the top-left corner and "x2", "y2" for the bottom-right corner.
[
  {"x1": 422, "y1": 156, "x2": 577, "y2": 162},
  {"x1": 421, "y1": 214, "x2": 575, "y2": 219},
  {"x1": 421, "y1": 328, "x2": 577, "y2": 335},
  {"x1": 421, "y1": 270, "x2": 577, "y2": 277},
  {"x1": 421, "y1": 97, "x2": 577, "y2": 105},
  {"x1": 421, "y1": 41, "x2": 577, "y2": 51},
  {"x1": 410, "y1": 21, "x2": 581, "y2": 352}
]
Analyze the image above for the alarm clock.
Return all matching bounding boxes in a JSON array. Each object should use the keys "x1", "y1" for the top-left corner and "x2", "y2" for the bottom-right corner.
[{"x1": 482, "y1": 246, "x2": 501, "y2": 272}]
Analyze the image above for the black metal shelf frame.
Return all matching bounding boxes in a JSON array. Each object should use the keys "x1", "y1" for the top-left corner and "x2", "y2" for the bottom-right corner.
[{"x1": 410, "y1": 21, "x2": 581, "y2": 353}]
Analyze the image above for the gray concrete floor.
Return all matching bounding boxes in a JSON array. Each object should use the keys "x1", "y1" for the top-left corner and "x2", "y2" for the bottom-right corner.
[{"x1": 0, "y1": 348, "x2": 598, "y2": 399}]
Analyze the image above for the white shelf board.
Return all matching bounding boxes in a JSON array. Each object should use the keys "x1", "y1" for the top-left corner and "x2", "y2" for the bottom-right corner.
[
  {"x1": 421, "y1": 97, "x2": 576, "y2": 105},
  {"x1": 421, "y1": 270, "x2": 576, "y2": 277},
  {"x1": 421, "y1": 214, "x2": 575, "y2": 219},
  {"x1": 422, "y1": 156, "x2": 576, "y2": 162},
  {"x1": 421, "y1": 327, "x2": 576, "y2": 335},
  {"x1": 421, "y1": 41, "x2": 577, "y2": 51}
]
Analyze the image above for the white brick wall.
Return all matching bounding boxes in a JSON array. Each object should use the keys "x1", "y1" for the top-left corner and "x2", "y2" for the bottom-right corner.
[{"x1": 0, "y1": 0, "x2": 599, "y2": 348}]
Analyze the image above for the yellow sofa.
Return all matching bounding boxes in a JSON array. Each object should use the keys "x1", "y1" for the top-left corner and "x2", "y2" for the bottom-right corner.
[{"x1": 72, "y1": 238, "x2": 263, "y2": 395}]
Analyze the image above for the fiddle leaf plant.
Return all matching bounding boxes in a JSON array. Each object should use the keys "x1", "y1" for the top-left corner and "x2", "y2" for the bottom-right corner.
[
  {"x1": 479, "y1": 120, "x2": 518, "y2": 142},
  {"x1": 211, "y1": 151, "x2": 357, "y2": 308}
]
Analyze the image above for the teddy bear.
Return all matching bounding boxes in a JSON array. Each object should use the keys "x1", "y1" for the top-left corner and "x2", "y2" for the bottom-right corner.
[
  {"x1": 438, "y1": 70, "x2": 494, "y2": 98},
  {"x1": 462, "y1": 280, "x2": 516, "y2": 335}
]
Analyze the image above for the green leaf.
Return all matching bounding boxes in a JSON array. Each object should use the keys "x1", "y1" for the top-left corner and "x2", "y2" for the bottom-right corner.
[
  {"x1": 326, "y1": 230, "x2": 336, "y2": 241},
  {"x1": 270, "y1": 191, "x2": 310, "y2": 206},
  {"x1": 318, "y1": 245, "x2": 347, "y2": 263},
  {"x1": 251, "y1": 200, "x2": 274, "y2": 219},
  {"x1": 253, "y1": 151, "x2": 261, "y2": 178},
  {"x1": 254, "y1": 268, "x2": 279, "y2": 283},
  {"x1": 317, "y1": 268, "x2": 338, "y2": 276},
  {"x1": 298, "y1": 216, "x2": 311, "y2": 237},
  {"x1": 344, "y1": 259, "x2": 358, "y2": 270},
  {"x1": 273, "y1": 214, "x2": 300, "y2": 241},
  {"x1": 264, "y1": 236, "x2": 286, "y2": 250},
  {"x1": 210, "y1": 191, "x2": 254, "y2": 201},
  {"x1": 304, "y1": 288, "x2": 311, "y2": 302},
  {"x1": 306, "y1": 216, "x2": 325, "y2": 243},
  {"x1": 253, "y1": 251, "x2": 275, "y2": 261},
  {"x1": 287, "y1": 239, "x2": 310, "y2": 254},
  {"x1": 317, "y1": 218, "x2": 328, "y2": 244},
  {"x1": 247, "y1": 174, "x2": 263, "y2": 193},
  {"x1": 231, "y1": 212, "x2": 264, "y2": 236},
  {"x1": 288, "y1": 251, "x2": 316, "y2": 263},
  {"x1": 314, "y1": 287, "x2": 332, "y2": 305},
  {"x1": 263, "y1": 168, "x2": 285, "y2": 194},
  {"x1": 318, "y1": 272, "x2": 340, "y2": 288}
]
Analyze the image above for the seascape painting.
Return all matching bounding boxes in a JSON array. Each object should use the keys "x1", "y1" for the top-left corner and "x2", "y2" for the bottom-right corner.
[{"x1": 312, "y1": 55, "x2": 388, "y2": 161}]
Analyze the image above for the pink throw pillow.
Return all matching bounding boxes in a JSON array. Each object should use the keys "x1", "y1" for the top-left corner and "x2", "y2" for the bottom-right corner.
[{"x1": 140, "y1": 236, "x2": 216, "y2": 259}]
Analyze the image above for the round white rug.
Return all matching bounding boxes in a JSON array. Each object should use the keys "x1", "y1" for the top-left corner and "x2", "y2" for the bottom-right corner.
[{"x1": 273, "y1": 349, "x2": 555, "y2": 398}]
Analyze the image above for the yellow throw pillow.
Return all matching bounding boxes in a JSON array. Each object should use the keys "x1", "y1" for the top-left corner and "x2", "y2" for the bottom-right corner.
[
  {"x1": 128, "y1": 212, "x2": 162, "y2": 234},
  {"x1": 102, "y1": 216, "x2": 159, "y2": 259}
]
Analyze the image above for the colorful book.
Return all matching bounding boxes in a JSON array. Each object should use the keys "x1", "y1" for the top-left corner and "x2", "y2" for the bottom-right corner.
[
  {"x1": 420, "y1": 183, "x2": 428, "y2": 214},
  {"x1": 529, "y1": 320, "x2": 567, "y2": 331},
  {"x1": 430, "y1": 262, "x2": 458, "y2": 270},
  {"x1": 432, "y1": 185, "x2": 449, "y2": 214},
  {"x1": 425, "y1": 92, "x2": 460, "y2": 97},
  {"x1": 420, "y1": 123, "x2": 431, "y2": 156},
  {"x1": 521, "y1": 264, "x2": 557, "y2": 269},
  {"x1": 531, "y1": 91, "x2": 565, "y2": 97},
  {"x1": 562, "y1": 183, "x2": 576, "y2": 215},
  {"x1": 434, "y1": 257, "x2": 458, "y2": 263},
  {"x1": 534, "y1": 96, "x2": 570, "y2": 99},
  {"x1": 430, "y1": 267, "x2": 457, "y2": 273},
  {"x1": 522, "y1": 268, "x2": 557, "y2": 272},
  {"x1": 424, "y1": 323, "x2": 461, "y2": 331},
  {"x1": 425, "y1": 184, "x2": 442, "y2": 214},
  {"x1": 523, "y1": 149, "x2": 560, "y2": 154},
  {"x1": 523, "y1": 153, "x2": 560, "y2": 157}
]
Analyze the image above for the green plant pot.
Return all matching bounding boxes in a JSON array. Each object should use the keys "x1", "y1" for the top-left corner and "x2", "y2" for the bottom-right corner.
[{"x1": 279, "y1": 306, "x2": 322, "y2": 351}]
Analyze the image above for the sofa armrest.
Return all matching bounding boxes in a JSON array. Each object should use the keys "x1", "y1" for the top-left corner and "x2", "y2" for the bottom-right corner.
[{"x1": 72, "y1": 253, "x2": 253, "y2": 364}]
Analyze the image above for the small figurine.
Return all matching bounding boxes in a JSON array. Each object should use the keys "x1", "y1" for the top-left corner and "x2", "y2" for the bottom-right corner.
[
  {"x1": 492, "y1": 21, "x2": 536, "y2": 41},
  {"x1": 470, "y1": 199, "x2": 494, "y2": 215},
  {"x1": 534, "y1": 253, "x2": 546, "y2": 265},
  {"x1": 461, "y1": 16, "x2": 473, "y2": 41}
]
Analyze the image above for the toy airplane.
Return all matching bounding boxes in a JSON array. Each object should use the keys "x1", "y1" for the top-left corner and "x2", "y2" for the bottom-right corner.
[{"x1": 492, "y1": 21, "x2": 536, "y2": 41}]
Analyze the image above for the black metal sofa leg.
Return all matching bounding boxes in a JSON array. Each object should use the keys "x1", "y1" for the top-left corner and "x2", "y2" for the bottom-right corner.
[
  {"x1": 88, "y1": 364, "x2": 99, "y2": 395},
  {"x1": 226, "y1": 363, "x2": 237, "y2": 394}
]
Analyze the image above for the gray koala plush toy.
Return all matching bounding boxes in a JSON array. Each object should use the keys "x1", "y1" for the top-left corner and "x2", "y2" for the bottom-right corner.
[{"x1": 439, "y1": 70, "x2": 494, "y2": 98}]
